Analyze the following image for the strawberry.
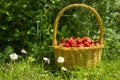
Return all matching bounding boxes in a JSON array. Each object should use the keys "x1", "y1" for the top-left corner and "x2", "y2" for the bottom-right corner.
[
  {"x1": 90, "y1": 43, "x2": 95, "y2": 46},
  {"x1": 77, "y1": 38, "x2": 83, "y2": 44},
  {"x1": 58, "y1": 43, "x2": 63, "y2": 47},
  {"x1": 87, "y1": 39, "x2": 93, "y2": 44},
  {"x1": 58, "y1": 36, "x2": 98, "y2": 47},
  {"x1": 76, "y1": 43, "x2": 84, "y2": 47},
  {"x1": 94, "y1": 40, "x2": 100, "y2": 46},
  {"x1": 65, "y1": 38, "x2": 71, "y2": 43},
  {"x1": 63, "y1": 43, "x2": 70, "y2": 47},
  {"x1": 84, "y1": 41, "x2": 90, "y2": 47},
  {"x1": 83, "y1": 36, "x2": 89, "y2": 41},
  {"x1": 94, "y1": 42, "x2": 100, "y2": 46},
  {"x1": 65, "y1": 38, "x2": 74, "y2": 44},
  {"x1": 60, "y1": 38, "x2": 65, "y2": 43},
  {"x1": 70, "y1": 36, "x2": 75, "y2": 39},
  {"x1": 70, "y1": 41, "x2": 77, "y2": 47}
]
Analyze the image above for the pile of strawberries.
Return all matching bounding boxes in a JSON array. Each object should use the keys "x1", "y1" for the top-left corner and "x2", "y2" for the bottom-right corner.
[{"x1": 58, "y1": 36, "x2": 100, "y2": 47}]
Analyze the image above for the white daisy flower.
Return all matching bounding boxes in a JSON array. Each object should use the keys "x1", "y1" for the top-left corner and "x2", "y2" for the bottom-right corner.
[
  {"x1": 118, "y1": 50, "x2": 120, "y2": 52},
  {"x1": 61, "y1": 67, "x2": 67, "y2": 71},
  {"x1": 43, "y1": 57, "x2": 50, "y2": 64},
  {"x1": 21, "y1": 49, "x2": 27, "y2": 54},
  {"x1": 57, "y1": 56, "x2": 64, "y2": 63},
  {"x1": 9, "y1": 53, "x2": 18, "y2": 60},
  {"x1": 11, "y1": 68, "x2": 14, "y2": 71},
  {"x1": 83, "y1": 78, "x2": 88, "y2": 80}
]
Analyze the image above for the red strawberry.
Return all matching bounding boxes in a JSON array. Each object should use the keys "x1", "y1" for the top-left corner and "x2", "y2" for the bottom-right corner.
[
  {"x1": 70, "y1": 41, "x2": 77, "y2": 47},
  {"x1": 65, "y1": 38, "x2": 75, "y2": 45},
  {"x1": 63, "y1": 43, "x2": 70, "y2": 47},
  {"x1": 90, "y1": 43, "x2": 95, "y2": 46},
  {"x1": 83, "y1": 36, "x2": 89, "y2": 41},
  {"x1": 95, "y1": 42, "x2": 100, "y2": 46},
  {"x1": 60, "y1": 38, "x2": 65, "y2": 43},
  {"x1": 77, "y1": 38, "x2": 83, "y2": 44},
  {"x1": 76, "y1": 43, "x2": 84, "y2": 47},
  {"x1": 94, "y1": 40, "x2": 100, "y2": 46},
  {"x1": 87, "y1": 39, "x2": 93, "y2": 44},
  {"x1": 70, "y1": 36, "x2": 75, "y2": 39},
  {"x1": 84, "y1": 41, "x2": 90, "y2": 47},
  {"x1": 58, "y1": 43, "x2": 63, "y2": 47},
  {"x1": 65, "y1": 38, "x2": 71, "y2": 43}
]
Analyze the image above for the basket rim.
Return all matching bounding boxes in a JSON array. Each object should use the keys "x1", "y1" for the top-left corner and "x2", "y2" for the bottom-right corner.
[{"x1": 53, "y1": 44, "x2": 104, "y2": 50}]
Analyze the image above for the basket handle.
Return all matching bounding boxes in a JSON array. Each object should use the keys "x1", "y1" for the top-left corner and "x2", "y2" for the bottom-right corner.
[{"x1": 52, "y1": 4, "x2": 103, "y2": 46}]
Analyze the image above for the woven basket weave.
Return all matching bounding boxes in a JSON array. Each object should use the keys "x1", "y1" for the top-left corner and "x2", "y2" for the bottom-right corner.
[{"x1": 52, "y1": 4, "x2": 104, "y2": 69}]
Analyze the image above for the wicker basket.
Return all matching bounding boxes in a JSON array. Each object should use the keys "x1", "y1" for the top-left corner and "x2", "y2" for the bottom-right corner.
[{"x1": 52, "y1": 4, "x2": 104, "y2": 69}]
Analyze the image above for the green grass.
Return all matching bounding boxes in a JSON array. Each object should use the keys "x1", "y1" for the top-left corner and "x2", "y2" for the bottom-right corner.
[{"x1": 0, "y1": 57, "x2": 120, "y2": 80}]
